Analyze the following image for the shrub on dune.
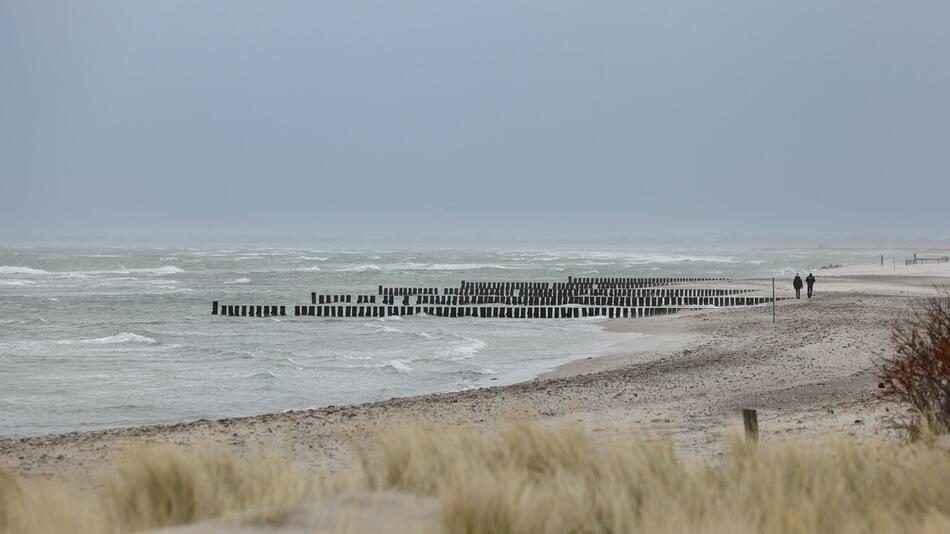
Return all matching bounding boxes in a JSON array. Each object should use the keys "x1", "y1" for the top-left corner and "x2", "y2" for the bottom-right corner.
[{"x1": 880, "y1": 289, "x2": 950, "y2": 437}]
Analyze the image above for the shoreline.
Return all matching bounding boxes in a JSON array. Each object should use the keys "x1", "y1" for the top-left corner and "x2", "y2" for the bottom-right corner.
[{"x1": 3, "y1": 266, "x2": 950, "y2": 480}]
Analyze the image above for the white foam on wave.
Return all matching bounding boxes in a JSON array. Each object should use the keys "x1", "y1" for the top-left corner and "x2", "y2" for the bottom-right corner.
[
  {"x1": 0, "y1": 266, "x2": 49, "y2": 275},
  {"x1": 449, "y1": 337, "x2": 487, "y2": 359},
  {"x1": 79, "y1": 266, "x2": 184, "y2": 276},
  {"x1": 123, "y1": 266, "x2": 184, "y2": 275},
  {"x1": 375, "y1": 325, "x2": 403, "y2": 334},
  {"x1": 335, "y1": 264, "x2": 381, "y2": 272},
  {"x1": 223, "y1": 278, "x2": 252, "y2": 284},
  {"x1": 0, "y1": 279, "x2": 36, "y2": 286},
  {"x1": 377, "y1": 359, "x2": 413, "y2": 373},
  {"x1": 421, "y1": 263, "x2": 509, "y2": 271},
  {"x1": 293, "y1": 266, "x2": 322, "y2": 272},
  {"x1": 389, "y1": 263, "x2": 512, "y2": 271},
  {"x1": 296, "y1": 256, "x2": 330, "y2": 261},
  {"x1": 245, "y1": 371, "x2": 278, "y2": 380},
  {"x1": 57, "y1": 332, "x2": 158, "y2": 345}
]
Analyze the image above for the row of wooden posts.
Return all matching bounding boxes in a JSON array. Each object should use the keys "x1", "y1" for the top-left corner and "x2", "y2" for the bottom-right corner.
[
  {"x1": 213, "y1": 303, "x2": 286, "y2": 317},
  {"x1": 288, "y1": 305, "x2": 682, "y2": 319},
  {"x1": 440, "y1": 287, "x2": 752, "y2": 297},
  {"x1": 413, "y1": 295, "x2": 766, "y2": 307},
  {"x1": 213, "y1": 295, "x2": 776, "y2": 318},
  {"x1": 213, "y1": 276, "x2": 777, "y2": 320},
  {"x1": 382, "y1": 277, "x2": 729, "y2": 297}
]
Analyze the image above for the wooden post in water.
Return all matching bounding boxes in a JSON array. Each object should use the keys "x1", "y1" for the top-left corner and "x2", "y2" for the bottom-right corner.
[
  {"x1": 212, "y1": 301, "x2": 218, "y2": 315},
  {"x1": 742, "y1": 409, "x2": 759, "y2": 443}
]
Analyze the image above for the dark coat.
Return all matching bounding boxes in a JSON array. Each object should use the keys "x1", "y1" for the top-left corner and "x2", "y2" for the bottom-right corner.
[
  {"x1": 806, "y1": 274, "x2": 816, "y2": 286},
  {"x1": 793, "y1": 276, "x2": 803, "y2": 289}
]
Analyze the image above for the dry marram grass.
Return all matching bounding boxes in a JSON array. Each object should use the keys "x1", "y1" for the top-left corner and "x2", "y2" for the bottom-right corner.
[{"x1": 2, "y1": 421, "x2": 950, "y2": 533}]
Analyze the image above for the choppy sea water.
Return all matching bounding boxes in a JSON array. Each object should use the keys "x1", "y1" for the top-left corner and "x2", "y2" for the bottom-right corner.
[{"x1": 0, "y1": 246, "x2": 898, "y2": 437}]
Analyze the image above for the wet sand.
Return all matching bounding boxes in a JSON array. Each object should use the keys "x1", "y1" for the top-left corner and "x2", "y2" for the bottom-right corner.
[{"x1": 2, "y1": 264, "x2": 949, "y2": 481}]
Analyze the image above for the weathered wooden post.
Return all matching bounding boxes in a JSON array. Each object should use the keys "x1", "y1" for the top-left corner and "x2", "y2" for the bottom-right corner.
[
  {"x1": 212, "y1": 301, "x2": 218, "y2": 315},
  {"x1": 772, "y1": 278, "x2": 776, "y2": 324},
  {"x1": 742, "y1": 409, "x2": 759, "y2": 443}
]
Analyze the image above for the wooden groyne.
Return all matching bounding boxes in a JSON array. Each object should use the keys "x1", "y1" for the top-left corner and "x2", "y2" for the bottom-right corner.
[{"x1": 212, "y1": 276, "x2": 782, "y2": 320}]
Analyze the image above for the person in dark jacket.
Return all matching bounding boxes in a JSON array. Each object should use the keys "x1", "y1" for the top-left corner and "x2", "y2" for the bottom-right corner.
[
  {"x1": 805, "y1": 273, "x2": 816, "y2": 298},
  {"x1": 793, "y1": 273, "x2": 803, "y2": 299}
]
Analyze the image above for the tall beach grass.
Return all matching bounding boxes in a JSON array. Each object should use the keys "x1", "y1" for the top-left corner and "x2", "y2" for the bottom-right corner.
[{"x1": 2, "y1": 421, "x2": 950, "y2": 533}]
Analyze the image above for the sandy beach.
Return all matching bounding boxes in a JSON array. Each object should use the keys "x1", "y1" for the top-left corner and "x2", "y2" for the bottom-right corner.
[{"x1": 2, "y1": 262, "x2": 949, "y2": 483}]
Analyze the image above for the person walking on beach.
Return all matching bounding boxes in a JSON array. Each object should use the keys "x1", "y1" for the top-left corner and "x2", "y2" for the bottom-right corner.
[
  {"x1": 806, "y1": 273, "x2": 816, "y2": 298},
  {"x1": 793, "y1": 273, "x2": 803, "y2": 299}
]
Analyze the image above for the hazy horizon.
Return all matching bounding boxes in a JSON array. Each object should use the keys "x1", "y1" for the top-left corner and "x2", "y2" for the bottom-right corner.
[{"x1": 3, "y1": 1, "x2": 948, "y2": 243}]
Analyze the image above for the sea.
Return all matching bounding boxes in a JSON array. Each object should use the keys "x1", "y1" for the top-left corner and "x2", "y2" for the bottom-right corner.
[{"x1": 0, "y1": 246, "x2": 897, "y2": 437}]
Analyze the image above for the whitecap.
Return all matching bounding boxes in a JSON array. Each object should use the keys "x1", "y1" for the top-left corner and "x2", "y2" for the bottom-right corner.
[
  {"x1": 0, "y1": 266, "x2": 49, "y2": 275},
  {"x1": 86, "y1": 266, "x2": 184, "y2": 276},
  {"x1": 449, "y1": 337, "x2": 487, "y2": 358},
  {"x1": 245, "y1": 371, "x2": 278, "y2": 380},
  {"x1": 335, "y1": 265, "x2": 381, "y2": 272},
  {"x1": 388, "y1": 263, "x2": 511, "y2": 271},
  {"x1": 295, "y1": 256, "x2": 329, "y2": 261},
  {"x1": 0, "y1": 279, "x2": 36, "y2": 286},
  {"x1": 126, "y1": 266, "x2": 184, "y2": 275},
  {"x1": 293, "y1": 266, "x2": 322, "y2": 272},
  {"x1": 377, "y1": 359, "x2": 413, "y2": 373},
  {"x1": 374, "y1": 326, "x2": 403, "y2": 334},
  {"x1": 58, "y1": 332, "x2": 158, "y2": 345},
  {"x1": 223, "y1": 278, "x2": 251, "y2": 284}
]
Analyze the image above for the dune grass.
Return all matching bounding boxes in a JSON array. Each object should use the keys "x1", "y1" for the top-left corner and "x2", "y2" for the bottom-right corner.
[{"x1": 2, "y1": 421, "x2": 950, "y2": 533}]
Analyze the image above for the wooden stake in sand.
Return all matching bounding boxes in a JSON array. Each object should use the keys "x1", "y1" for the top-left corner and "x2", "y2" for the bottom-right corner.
[
  {"x1": 771, "y1": 278, "x2": 776, "y2": 324},
  {"x1": 743, "y1": 409, "x2": 759, "y2": 443}
]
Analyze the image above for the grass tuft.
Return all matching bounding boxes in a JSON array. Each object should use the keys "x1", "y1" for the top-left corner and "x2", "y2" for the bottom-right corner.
[{"x1": 2, "y1": 421, "x2": 950, "y2": 533}]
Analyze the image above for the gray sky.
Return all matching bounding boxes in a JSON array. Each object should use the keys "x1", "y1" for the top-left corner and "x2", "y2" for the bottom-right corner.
[{"x1": 2, "y1": 1, "x2": 948, "y2": 244}]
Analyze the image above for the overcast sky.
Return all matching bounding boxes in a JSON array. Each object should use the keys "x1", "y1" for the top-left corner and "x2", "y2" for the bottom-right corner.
[{"x1": 2, "y1": 1, "x2": 948, "y2": 244}]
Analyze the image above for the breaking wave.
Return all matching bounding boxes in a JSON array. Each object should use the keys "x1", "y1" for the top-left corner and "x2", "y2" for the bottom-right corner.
[
  {"x1": 449, "y1": 337, "x2": 487, "y2": 359},
  {"x1": 377, "y1": 359, "x2": 413, "y2": 373},
  {"x1": 335, "y1": 265, "x2": 381, "y2": 272},
  {"x1": 57, "y1": 332, "x2": 158, "y2": 345},
  {"x1": 0, "y1": 266, "x2": 49, "y2": 275},
  {"x1": 223, "y1": 277, "x2": 251, "y2": 284},
  {"x1": 117, "y1": 266, "x2": 184, "y2": 275},
  {"x1": 0, "y1": 279, "x2": 36, "y2": 286}
]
